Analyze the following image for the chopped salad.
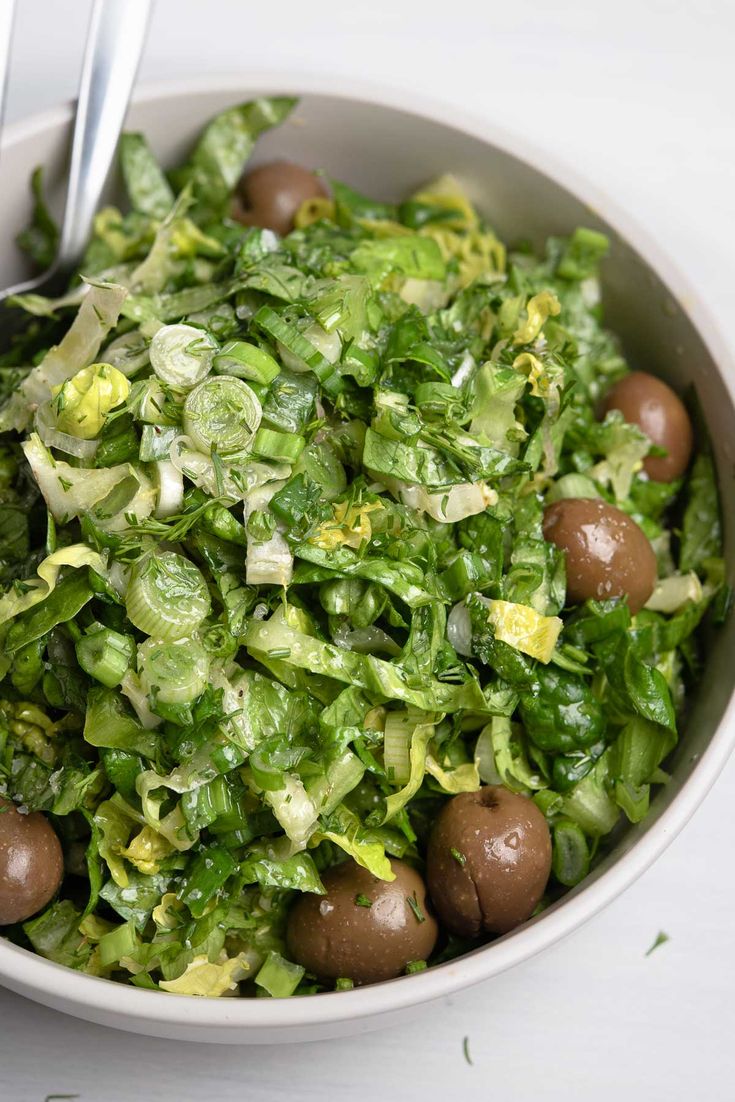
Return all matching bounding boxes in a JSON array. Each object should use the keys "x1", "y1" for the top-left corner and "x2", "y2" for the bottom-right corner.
[{"x1": 0, "y1": 96, "x2": 726, "y2": 998}]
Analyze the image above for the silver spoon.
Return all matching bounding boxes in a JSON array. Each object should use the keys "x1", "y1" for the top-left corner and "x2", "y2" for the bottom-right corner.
[
  {"x1": 0, "y1": 1, "x2": 14, "y2": 139},
  {"x1": 0, "y1": 0, "x2": 152, "y2": 314}
]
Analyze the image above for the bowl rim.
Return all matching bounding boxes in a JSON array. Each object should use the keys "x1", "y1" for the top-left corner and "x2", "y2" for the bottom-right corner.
[{"x1": 1, "y1": 69, "x2": 734, "y2": 1033}]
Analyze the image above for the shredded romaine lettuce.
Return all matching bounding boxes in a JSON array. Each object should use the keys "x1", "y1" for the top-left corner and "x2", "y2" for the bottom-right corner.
[{"x1": 10, "y1": 281, "x2": 128, "y2": 425}]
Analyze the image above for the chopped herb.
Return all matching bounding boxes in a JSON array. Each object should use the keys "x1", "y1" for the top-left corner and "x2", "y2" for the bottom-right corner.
[
  {"x1": 210, "y1": 447, "x2": 226, "y2": 498},
  {"x1": 450, "y1": 847, "x2": 467, "y2": 867},
  {"x1": 355, "y1": 893, "x2": 373, "y2": 908},
  {"x1": 407, "y1": 892, "x2": 426, "y2": 924},
  {"x1": 463, "y1": 1036, "x2": 473, "y2": 1066},
  {"x1": 645, "y1": 930, "x2": 670, "y2": 957}
]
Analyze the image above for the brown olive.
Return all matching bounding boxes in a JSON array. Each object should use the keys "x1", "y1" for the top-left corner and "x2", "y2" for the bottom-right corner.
[
  {"x1": 286, "y1": 858, "x2": 438, "y2": 985},
  {"x1": 233, "y1": 161, "x2": 328, "y2": 236},
  {"x1": 601, "y1": 370, "x2": 693, "y2": 482},
  {"x1": 543, "y1": 497, "x2": 657, "y2": 614},
  {"x1": 427, "y1": 787, "x2": 551, "y2": 938},
  {"x1": 0, "y1": 797, "x2": 63, "y2": 925}
]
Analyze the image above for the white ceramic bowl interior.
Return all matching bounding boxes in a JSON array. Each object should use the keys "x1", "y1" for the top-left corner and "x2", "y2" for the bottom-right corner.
[{"x1": 0, "y1": 74, "x2": 733, "y2": 1044}]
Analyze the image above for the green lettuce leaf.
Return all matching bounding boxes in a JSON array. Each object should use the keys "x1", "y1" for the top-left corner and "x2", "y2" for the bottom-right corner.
[
  {"x1": 310, "y1": 804, "x2": 394, "y2": 881},
  {"x1": 175, "y1": 97, "x2": 297, "y2": 216},
  {"x1": 7, "y1": 281, "x2": 128, "y2": 426},
  {"x1": 245, "y1": 607, "x2": 486, "y2": 712},
  {"x1": 351, "y1": 235, "x2": 446, "y2": 285},
  {"x1": 0, "y1": 543, "x2": 106, "y2": 626},
  {"x1": 16, "y1": 166, "x2": 59, "y2": 269},
  {"x1": 679, "y1": 452, "x2": 721, "y2": 573},
  {"x1": 120, "y1": 132, "x2": 175, "y2": 219}
]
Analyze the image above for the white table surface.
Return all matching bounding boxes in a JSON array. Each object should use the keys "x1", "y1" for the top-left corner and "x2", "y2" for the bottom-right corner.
[{"x1": 2, "y1": 1, "x2": 734, "y2": 1098}]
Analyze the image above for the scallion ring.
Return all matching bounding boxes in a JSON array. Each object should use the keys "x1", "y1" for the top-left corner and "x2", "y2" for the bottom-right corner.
[
  {"x1": 213, "y1": 340, "x2": 280, "y2": 385},
  {"x1": 251, "y1": 426, "x2": 305, "y2": 464},
  {"x1": 138, "y1": 636, "x2": 210, "y2": 705},
  {"x1": 149, "y1": 323, "x2": 218, "y2": 388},
  {"x1": 183, "y1": 376, "x2": 262, "y2": 455},
  {"x1": 126, "y1": 551, "x2": 211, "y2": 641}
]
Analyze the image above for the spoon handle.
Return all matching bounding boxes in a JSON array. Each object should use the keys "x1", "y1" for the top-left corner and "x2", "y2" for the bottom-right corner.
[
  {"x1": 0, "y1": 0, "x2": 16, "y2": 138},
  {"x1": 57, "y1": 0, "x2": 152, "y2": 269}
]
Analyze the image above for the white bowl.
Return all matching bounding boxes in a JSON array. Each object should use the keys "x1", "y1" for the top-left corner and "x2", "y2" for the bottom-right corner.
[{"x1": 0, "y1": 73, "x2": 733, "y2": 1045}]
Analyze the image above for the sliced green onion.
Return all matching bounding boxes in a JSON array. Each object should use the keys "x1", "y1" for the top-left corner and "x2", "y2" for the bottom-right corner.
[
  {"x1": 556, "y1": 226, "x2": 610, "y2": 280},
  {"x1": 207, "y1": 779, "x2": 252, "y2": 834},
  {"x1": 552, "y1": 819, "x2": 590, "y2": 886},
  {"x1": 253, "y1": 306, "x2": 341, "y2": 396},
  {"x1": 278, "y1": 321, "x2": 341, "y2": 374},
  {"x1": 213, "y1": 340, "x2": 280, "y2": 385},
  {"x1": 383, "y1": 711, "x2": 413, "y2": 785},
  {"x1": 251, "y1": 427, "x2": 305, "y2": 464},
  {"x1": 76, "y1": 626, "x2": 135, "y2": 688},
  {"x1": 183, "y1": 375, "x2": 262, "y2": 455},
  {"x1": 181, "y1": 775, "x2": 246, "y2": 835},
  {"x1": 126, "y1": 551, "x2": 211, "y2": 641},
  {"x1": 138, "y1": 636, "x2": 209, "y2": 705},
  {"x1": 149, "y1": 323, "x2": 217, "y2": 388},
  {"x1": 254, "y1": 951, "x2": 305, "y2": 998},
  {"x1": 84, "y1": 686, "x2": 157, "y2": 756},
  {"x1": 140, "y1": 423, "x2": 179, "y2": 462}
]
